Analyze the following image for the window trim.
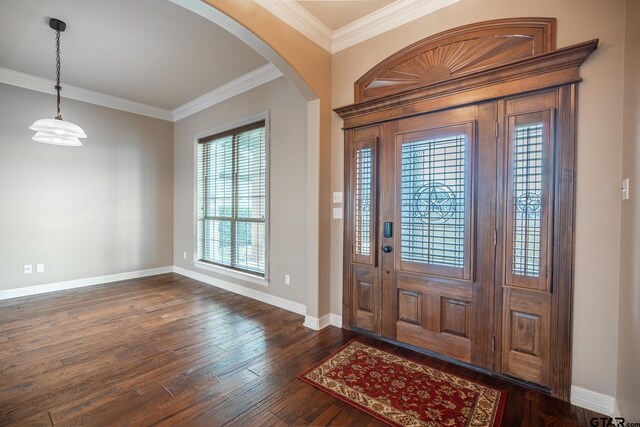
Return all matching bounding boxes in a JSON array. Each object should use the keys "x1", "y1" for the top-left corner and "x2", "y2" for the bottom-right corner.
[
  {"x1": 193, "y1": 111, "x2": 270, "y2": 282},
  {"x1": 194, "y1": 260, "x2": 269, "y2": 287}
]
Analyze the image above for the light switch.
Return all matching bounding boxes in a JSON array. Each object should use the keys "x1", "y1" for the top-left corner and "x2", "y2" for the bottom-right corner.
[
  {"x1": 24, "y1": 265, "x2": 32, "y2": 274},
  {"x1": 333, "y1": 207, "x2": 343, "y2": 219},
  {"x1": 332, "y1": 192, "x2": 343, "y2": 203},
  {"x1": 622, "y1": 178, "x2": 630, "y2": 200}
]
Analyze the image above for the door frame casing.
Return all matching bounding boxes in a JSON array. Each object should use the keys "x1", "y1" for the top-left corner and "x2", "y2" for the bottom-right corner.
[{"x1": 336, "y1": 18, "x2": 597, "y2": 401}]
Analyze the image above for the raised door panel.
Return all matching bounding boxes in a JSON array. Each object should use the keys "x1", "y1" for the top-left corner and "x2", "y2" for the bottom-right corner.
[
  {"x1": 352, "y1": 265, "x2": 381, "y2": 334},
  {"x1": 502, "y1": 288, "x2": 550, "y2": 386},
  {"x1": 395, "y1": 272, "x2": 473, "y2": 363},
  {"x1": 441, "y1": 298, "x2": 471, "y2": 338}
]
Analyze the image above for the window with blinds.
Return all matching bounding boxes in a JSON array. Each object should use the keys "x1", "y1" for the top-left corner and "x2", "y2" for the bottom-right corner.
[
  {"x1": 197, "y1": 120, "x2": 267, "y2": 276},
  {"x1": 400, "y1": 134, "x2": 467, "y2": 268},
  {"x1": 354, "y1": 147, "x2": 373, "y2": 257},
  {"x1": 512, "y1": 122, "x2": 543, "y2": 277}
]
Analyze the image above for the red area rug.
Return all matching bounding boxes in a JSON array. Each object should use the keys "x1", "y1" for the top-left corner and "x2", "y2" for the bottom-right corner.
[{"x1": 299, "y1": 340, "x2": 505, "y2": 427}]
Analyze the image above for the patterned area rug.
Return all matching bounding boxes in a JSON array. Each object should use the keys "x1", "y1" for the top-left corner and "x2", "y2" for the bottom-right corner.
[{"x1": 299, "y1": 340, "x2": 505, "y2": 427}]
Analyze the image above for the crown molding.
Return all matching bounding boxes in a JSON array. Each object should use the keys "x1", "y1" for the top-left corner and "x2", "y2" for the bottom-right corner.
[
  {"x1": 171, "y1": 63, "x2": 283, "y2": 121},
  {"x1": 1, "y1": 64, "x2": 283, "y2": 123},
  {"x1": 0, "y1": 67, "x2": 173, "y2": 121},
  {"x1": 333, "y1": 0, "x2": 461, "y2": 53},
  {"x1": 253, "y1": 0, "x2": 460, "y2": 54},
  {"x1": 253, "y1": 0, "x2": 333, "y2": 52}
]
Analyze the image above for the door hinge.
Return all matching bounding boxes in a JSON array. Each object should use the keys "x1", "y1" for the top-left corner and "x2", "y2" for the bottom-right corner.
[
  {"x1": 495, "y1": 121, "x2": 499, "y2": 139},
  {"x1": 493, "y1": 230, "x2": 497, "y2": 246},
  {"x1": 491, "y1": 336, "x2": 495, "y2": 352}
]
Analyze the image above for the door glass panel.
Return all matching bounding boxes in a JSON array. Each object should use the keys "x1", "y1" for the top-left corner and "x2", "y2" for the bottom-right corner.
[
  {"x1": 400, "y1": 134, "x2": 466, "y2": 267},
  {"x1": 512, "y1": 123, "x2": 543, "y2": 277},
  {"x1": 354, "y1": 147, "x2": 373, "y2": 257}
]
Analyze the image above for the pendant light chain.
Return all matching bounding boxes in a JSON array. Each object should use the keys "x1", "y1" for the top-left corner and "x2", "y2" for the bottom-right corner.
[
  {"x1": 29, "y1": 18, "x2": 87, "y2": 146},
  {"x1": 55, "y1": 28, "x2": 62, "y2": 120}
]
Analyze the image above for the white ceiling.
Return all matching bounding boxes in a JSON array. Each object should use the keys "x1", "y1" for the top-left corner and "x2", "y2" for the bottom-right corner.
[
  {"x1": 297, "y1": 0, "x2": 396, "y2": 31},
  {"x1": 0, "y1": 0, "x2": 268, "y2": 110},
  {"x1": 0, "y1": 0, "x2": 457, "y2": 114}
]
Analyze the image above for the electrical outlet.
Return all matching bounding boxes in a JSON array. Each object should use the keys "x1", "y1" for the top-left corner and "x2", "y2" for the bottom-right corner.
[
  {"x1": 36, "y1": 263, "x2": 44, "y2": 273},
  {"x1": 333, "y1": 207, "x2": 343, "y2": 219},
  {"x1": 332, "y1": 192, "x2": 343, "y2": 203},
  {"x1": 285, "y1": 274, "x2": 290, "y2": 285},
  {"x1": 24, "y1": 265, "x2": 32, "y2": 274}
]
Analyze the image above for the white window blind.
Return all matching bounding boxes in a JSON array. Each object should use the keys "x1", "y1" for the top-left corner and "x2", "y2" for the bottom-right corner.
[{"x1": 197, "y1": 120, "x2": 267, "y2": 276}]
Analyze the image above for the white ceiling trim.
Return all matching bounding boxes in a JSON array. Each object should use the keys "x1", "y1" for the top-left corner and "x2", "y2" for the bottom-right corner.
[
  {"x1": 0, "y1": 65, "x2": 284, "y2": 123},
  {"x1": 253, "y1": 0, "x2": 333, "y2": 52},
  {"x1": 333, "y1": 0, "x2": 461, "y2": 52},
  {"x1": 0, "y1": 66, "x2": 173, "y2": 121},
  {"x1": 172, "y1": 63, "x2": 283, "y2": 121},
  {"x1": 253, "y1": 0, "x2": 460, "y2": 54}
]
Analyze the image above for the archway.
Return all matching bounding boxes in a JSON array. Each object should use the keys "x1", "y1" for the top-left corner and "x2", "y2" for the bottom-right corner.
[{"x1": 169, "y1": 0, "x2": 331, "y2": 325}]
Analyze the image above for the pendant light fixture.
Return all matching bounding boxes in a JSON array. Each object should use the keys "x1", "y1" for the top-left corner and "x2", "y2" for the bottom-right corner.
[{"x1": 30, "y1": 18, "x2": 86, "y2": 146}]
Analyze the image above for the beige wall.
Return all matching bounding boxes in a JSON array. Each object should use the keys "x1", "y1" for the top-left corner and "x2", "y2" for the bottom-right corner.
[
  {"x1": 173, "y1": 76, "x2": 308, "y2": 305},
  {"x1": 616, "y1": 0, "x2": 640, "y2": 418},
  {"x1": 0, "y1": 83, "x2": 174, "y2": 290},
  {"x1": 330, "y1": 0, "x2": 625, "y2": 397}
]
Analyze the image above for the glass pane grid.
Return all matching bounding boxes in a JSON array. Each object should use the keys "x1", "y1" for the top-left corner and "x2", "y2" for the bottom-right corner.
[
  {"x1": 237, "y1": 128, "x2": 266, "y2": 221},
  {"x1": 197, "y1": 125, "x2": 266, "y2": 276},
  {"x1": 512, "y1": 123, "x2": 543, "y2": 277},
  {"x1": 401, "y1": 134, "x2": 466, "y2": 268},
  {"x1": 354, "y1": 148, "x2": 372, "y2": 256}
]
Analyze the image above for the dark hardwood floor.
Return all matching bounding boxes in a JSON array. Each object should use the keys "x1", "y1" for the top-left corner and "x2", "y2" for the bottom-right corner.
[{"x1": 0, "y1": 273, "x2": 602, "y2": 426}]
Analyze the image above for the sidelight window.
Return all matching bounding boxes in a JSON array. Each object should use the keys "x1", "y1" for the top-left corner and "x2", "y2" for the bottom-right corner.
[
  {"x1": 354, "y1": 147, "x2": 373, "y2": 257},
  {"x1": 512, "y1": 123, "x2": 543, "y2": 277}
]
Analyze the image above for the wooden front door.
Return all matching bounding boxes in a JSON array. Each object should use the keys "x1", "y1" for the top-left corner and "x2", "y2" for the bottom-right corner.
[
  {"x1": 347, "y1": 103, "x2": 498, "y2": 369},
  {"x1": 339, "y1": 18, "x2": 596, "y2": 400}
]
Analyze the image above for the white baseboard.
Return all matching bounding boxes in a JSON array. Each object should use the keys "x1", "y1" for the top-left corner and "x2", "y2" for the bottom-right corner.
[
  {"x1": 173, "y1": 266, "x2": 306, "y2": 316},
  {"x1": 303, "y1": 315, "x2": 320, "y2": 330},
  {"x1": 329, "y1": 313, "x2": 343, "y2": 328},
  {"x1": 1, "y1": 264, "x2": 316, "y2": 326},
  {"x1": 303, "y1": 313, "x2": 343, "y2": 330},
  {"x1": 613, "y1": 400, "x2": 623, "y2": 418},
  {"x1": 571, "y1": 386, "x2": 616, "y2": 416},
  {"x1": 0, "y1": 266, "x2": 174, "y2": 301}
]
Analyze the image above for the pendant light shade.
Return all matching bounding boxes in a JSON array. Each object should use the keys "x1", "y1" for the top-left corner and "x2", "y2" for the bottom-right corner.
[
  {"x1": 30, "y1": 118, "x2": 87, "y2": 138},
  {"x1": 32, "y1": 132, "x2": 82, "y2": 146},
  {"x1": 31, "y1": 18, "x2": 86, "y2": 146}
]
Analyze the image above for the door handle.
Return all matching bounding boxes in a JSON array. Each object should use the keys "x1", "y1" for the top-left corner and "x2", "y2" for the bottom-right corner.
[{"x1": 382, "y1": 246, "x2": 393, "y2": 253}]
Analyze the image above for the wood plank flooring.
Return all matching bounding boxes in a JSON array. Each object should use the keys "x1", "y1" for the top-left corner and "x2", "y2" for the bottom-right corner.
[{"x1": 0, "y1": 273, "x2": 603, "y2": 426}]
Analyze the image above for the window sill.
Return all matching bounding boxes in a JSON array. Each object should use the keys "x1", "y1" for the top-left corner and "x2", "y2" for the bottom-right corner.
[{"x1": 193, "y1": 261, "x2": 269, "y2": 287}]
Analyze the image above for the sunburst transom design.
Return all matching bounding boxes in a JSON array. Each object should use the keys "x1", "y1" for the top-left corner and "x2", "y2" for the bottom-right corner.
[{"x1": 356, "y1": 18, "x2": 556, "y2": 102}]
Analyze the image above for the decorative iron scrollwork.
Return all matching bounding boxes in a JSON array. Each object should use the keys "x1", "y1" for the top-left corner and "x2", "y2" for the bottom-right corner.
[
  {"x1": 414, "y1": 182, "x2": 457, "y2": 223},
  {"x1": 515, "y1": 190, "x2": 542, "y2": 216}
]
